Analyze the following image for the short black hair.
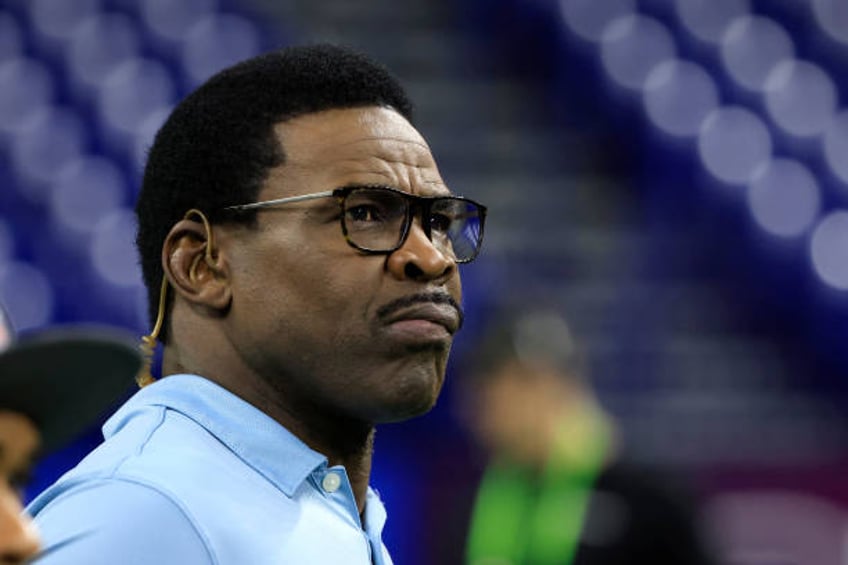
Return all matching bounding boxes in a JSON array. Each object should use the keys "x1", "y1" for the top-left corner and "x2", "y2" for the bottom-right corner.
[{"x1": 135, "y1": 44, "x2": 414, "y2": 340}]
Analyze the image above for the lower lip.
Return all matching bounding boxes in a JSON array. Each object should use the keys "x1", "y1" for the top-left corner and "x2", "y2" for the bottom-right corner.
[{"x1": 385, "y1": 319, "x2": 451, "y2": 343}]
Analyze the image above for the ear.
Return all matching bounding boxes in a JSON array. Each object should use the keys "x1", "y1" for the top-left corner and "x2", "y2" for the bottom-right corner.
[{"x1": 162, "y1": 218, "x2": 232, "y2": 313}]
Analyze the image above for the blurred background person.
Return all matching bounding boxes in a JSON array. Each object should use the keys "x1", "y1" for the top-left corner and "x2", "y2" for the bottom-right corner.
[
  {"x1": 458, "y1": 305, "x2": 716, "y2": 565},
  {"x1": 0, "y1": 304, "x2": 140, "y2": 562}
]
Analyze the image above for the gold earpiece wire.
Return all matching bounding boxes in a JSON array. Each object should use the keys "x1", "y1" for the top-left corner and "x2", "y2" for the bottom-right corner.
[
  {"x1": 136, "y1": 275, "x2": 168, "y2": 387},
  {"x1": 135, "y1": 208, "x2": 215, "y2": 388}
]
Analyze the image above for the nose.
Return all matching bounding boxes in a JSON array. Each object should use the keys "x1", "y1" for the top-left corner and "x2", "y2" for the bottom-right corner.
[
  {"x1": 0, "y1": 488, "x2": 40, "y2": 563},
  {"x1": 386, "y1": 220, "x2": 456, "y2": 282}
]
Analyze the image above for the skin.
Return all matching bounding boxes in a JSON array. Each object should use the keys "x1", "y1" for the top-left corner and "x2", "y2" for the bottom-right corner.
[
  {"x1": 162, "y1": 106, "x2": 462, "y2": 515},
  {"x1": 0, "y1": 411, "x2": 41, "y2": 564}
]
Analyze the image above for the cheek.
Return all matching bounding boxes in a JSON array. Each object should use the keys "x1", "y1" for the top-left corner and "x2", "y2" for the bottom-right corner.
[
  {"x1": 449, "y1": 272, "x2": 462, "y2": 303},
  {"x1": 291, "y1": 259, "x2": 378, "y2": 316},
  {"x1": 252, "y1": 253, "x2": 382, "y2": 346},
  {"x1": 241, "y1": 241, "x2": 351, "y2": 303}
]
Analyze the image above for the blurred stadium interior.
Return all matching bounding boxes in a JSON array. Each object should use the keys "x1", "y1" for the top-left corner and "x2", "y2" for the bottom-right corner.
[{"x1": 2, "y1": 0, "x2": 848, "y2": 563}]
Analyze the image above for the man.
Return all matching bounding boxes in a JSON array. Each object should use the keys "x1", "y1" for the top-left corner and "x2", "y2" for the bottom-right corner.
[
  {"x1": 28, "y1": 44, "x2": 486, "y2": 563},
  {"x1": 0, "y1": 305, "x2": 140, "y2": 563},
  {"x1": 459, "y1": 306, "x2": 715, "y2": 565}
]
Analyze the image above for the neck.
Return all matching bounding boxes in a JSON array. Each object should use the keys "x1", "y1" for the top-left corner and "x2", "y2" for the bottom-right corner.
[
  {"x1": 163, "y1": 347, "x2": 376, "y2": 515},
  {"x1": 163, "y1": 311, "x2": 378, "y2": 515},
  {"x1": 249, "y1": 378, "x2": 377, "y2": 516},
  {"x1": 269, "y1": 394, "x2": 376, "y2": 515}
]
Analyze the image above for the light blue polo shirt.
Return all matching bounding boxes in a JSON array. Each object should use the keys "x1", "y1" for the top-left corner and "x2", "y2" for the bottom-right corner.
[{"x1": 27, "y1": 374, "x2": 394, "y2": 564}]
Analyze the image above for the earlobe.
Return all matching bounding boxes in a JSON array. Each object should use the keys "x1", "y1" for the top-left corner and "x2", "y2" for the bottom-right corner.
[{"x1": 162, "y1": 218, "x2": 232, "y2": 312}]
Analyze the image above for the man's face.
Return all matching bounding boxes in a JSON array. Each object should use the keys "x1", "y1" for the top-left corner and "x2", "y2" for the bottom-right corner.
[
  {"x1": 0, "y1": 410, "x2": 41, "y2": 563},
  {"x1": 221, "y1": 106, "x2": 463, "y2": 426}
]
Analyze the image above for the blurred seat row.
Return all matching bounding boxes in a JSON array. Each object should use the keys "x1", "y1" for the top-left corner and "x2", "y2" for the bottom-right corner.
[{"x1": 0, "y1": 0, "x2": 272, "y2": 332}]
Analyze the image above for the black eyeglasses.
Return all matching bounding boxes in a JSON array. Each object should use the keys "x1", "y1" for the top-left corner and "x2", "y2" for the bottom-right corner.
[{"x1": 224, "y1": 185, "x2": 487, "y2": 263}]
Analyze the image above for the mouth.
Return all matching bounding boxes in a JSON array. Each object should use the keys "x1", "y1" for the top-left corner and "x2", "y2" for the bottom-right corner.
[
  {"x1": 378, "y1": 294, "x2": 463, "y2": 344},
  {"x1": 384, "y1": 302, "x2": 461, "y2": 334}
]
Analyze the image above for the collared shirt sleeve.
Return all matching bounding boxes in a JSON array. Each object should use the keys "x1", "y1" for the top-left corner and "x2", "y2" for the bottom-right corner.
[{"x1": 33, "y1": 479, "x2": 215, "y2": 565}]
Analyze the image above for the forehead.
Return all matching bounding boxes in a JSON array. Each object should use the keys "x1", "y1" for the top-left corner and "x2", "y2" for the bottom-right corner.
[{"x1": 266, "y1": 106, "x2": 449, "y2": 197}]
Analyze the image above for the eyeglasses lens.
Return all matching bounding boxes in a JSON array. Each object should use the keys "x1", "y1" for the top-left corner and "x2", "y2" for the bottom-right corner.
[{"x1": 342, "y1": 188, "x2": 483, "y2": 262}]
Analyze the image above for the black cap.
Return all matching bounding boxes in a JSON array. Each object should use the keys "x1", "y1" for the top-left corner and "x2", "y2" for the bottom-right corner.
[{"x1": 0, "y1": 306, "x2": 142, "y2": 452}]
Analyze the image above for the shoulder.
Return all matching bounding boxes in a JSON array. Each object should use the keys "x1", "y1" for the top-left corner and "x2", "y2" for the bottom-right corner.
[{"x1": 32, "y1": 478, "x2": 217, "y2": 565}]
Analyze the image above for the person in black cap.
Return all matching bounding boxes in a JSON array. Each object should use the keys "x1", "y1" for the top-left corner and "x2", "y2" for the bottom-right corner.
[{"x1": 0, "y1": 305, "x2": 141, "y2": 563}]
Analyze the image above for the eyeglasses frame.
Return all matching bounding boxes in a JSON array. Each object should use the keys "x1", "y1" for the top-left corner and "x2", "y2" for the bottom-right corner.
[{"x1": 223, "y1": 185, "x2": 487, "y2": 264}]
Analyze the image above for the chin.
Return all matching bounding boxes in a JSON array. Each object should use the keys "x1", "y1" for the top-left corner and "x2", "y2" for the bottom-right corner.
[
  {"x1": 391, "y1": 395, "x2": 440, "y2": 422},
  {"x1": 374, "y1": 367, "x2": 445, "y2": 423}
]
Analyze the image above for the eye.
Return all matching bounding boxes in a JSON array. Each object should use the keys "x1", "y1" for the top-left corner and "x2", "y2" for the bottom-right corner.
[
  {"x1": 345, "y1": 204, "x2": 386, "y2": 223},
  {"x1": 429, "y1": 212, "x2": 453, "y2": 233}
]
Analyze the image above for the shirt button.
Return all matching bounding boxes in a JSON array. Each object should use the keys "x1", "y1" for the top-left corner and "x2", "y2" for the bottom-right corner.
[{"x1": 322, "y1": 472, "x2": 342, "y2": 493}]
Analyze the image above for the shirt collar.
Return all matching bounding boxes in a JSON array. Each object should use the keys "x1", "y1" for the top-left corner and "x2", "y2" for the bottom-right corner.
[
  {"x1": 103, "y1": 374, "x2": 327, "y2": 497},
  {"x1": 364, "y1": 488, "x2": 387, "y2": 539}
]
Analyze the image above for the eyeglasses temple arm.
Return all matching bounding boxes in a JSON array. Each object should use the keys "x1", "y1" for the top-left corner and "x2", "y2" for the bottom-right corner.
[{"x1": 224, "y1": 191, "x2": 335, "y2": 212}]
